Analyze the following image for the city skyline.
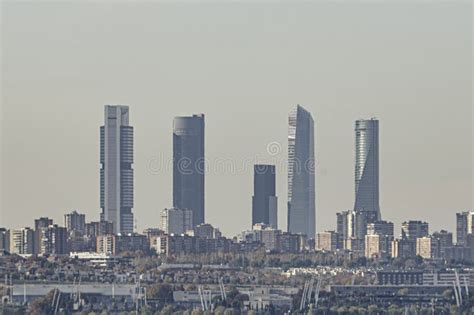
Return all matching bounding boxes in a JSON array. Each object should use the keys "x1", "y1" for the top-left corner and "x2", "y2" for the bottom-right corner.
[
  {"x1": 0, "y1": 104, "x2": 471, "y2": 237},
  {"x1": 2, "y1": 2, "x2": 471, "y2": 237},
  {"x1": 0, "y1": 1, "x2": 472, "y2": 313}
]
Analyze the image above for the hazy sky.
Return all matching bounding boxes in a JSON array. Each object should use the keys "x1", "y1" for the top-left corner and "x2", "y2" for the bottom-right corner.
[{"x1": 1, "y1": 1, "x2": 472, "y2": 237}]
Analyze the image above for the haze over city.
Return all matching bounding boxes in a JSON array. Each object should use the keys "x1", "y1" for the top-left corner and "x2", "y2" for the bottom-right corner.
[{"x1": 1, "y1": 1, "x2": 472, "y2": 237}]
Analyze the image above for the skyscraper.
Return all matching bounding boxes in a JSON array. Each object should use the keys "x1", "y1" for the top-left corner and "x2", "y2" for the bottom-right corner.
[
  {"x1": 173, "y1": 114, "x2": 205, "y2": 227},
  {"x1": 287, "y1": 105, "x2": 315, "y2": 239},
  {"x1": 252, "y1": 164, "x2": 278, "y2": 228},
  {"x1": 100, "y1": 105, "x2": 134, "y2": 235},
  {"x1": 354, "y1": 118, "x2": 380, "y2": 222}
]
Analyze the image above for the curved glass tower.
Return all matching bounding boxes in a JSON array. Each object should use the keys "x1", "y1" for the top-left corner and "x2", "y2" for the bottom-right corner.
[
  {"x1": 354, "y1": 118, "x2": 380, "y2": 221},
  {"x1": 287, "y1": 105, "x2": 315, "y2": 238},
  {"x1": 100, "y1": 105, "x2": 134, "y2": 235}
]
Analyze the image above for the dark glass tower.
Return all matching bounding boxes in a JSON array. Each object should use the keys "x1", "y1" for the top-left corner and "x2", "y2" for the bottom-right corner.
[
  {"x1": 252, "y1": 164, "x2": 278, "y2": 229},
  {"x1": 354, "y1": 118, "x2": 380, "y2": 222},
  {"x1": 100, "y1": 105, "x2": 134, "y2": 235},
  {"x1": 173, "y1": 114, "x2": 205, "y2": 227},
  {"x1": 287, "y1": 105, "x2": 316, "y2": 238}
]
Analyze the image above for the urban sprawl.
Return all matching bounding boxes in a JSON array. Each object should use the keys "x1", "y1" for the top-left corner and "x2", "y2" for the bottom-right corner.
[{"x1": 1, "y1": 105, "x2": 472, "y2": 314}]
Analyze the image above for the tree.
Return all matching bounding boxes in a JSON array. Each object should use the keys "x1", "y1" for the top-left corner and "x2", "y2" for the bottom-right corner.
[
  {"x1": 397, "y1": 288, "x2": 409, "y2": 296},
  {"x1": 27, "y1": 290, "x2": 55, "y2": 314},
  {"x1": 223, "y1": 309, "x2": 234, "y2": 315},
  {"x1": 367, "y1": 304, "x2": 379, "y2": 314},
  {"x1": 147, "y1": 283, "x2": 173, "y2": 303},
  {"x1": 161, "y1": 305, "x2": 175, "y2": 315},
  {"x1": 442, "y1": 289, "x2": 453, "y2": 300}
]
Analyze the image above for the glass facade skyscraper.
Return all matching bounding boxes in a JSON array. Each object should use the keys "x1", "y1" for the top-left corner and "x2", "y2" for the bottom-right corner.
[
  {"x1": 100, "y1": 105, "x2": 134, "y2": 235},
  {"x1": 354, "y1": 118, "x2": 380, "y2": 222},
  {"x1": 252, "y1": 164, "x2": 278, "y2": 229},
  {"x1": 287, "y1": 105, "x2": 315, "y2": 238},
  {"x1": 173, "y1": 114, "x2": 205, "y2": 227}
]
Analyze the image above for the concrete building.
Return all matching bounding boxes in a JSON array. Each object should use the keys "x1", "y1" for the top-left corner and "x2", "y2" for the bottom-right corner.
[
  {"x1": 156, "y1": 234, "x2": 233, "y2": 256},
  {"x1": 9, "y1": 228, "x2": 34, "y2": 255},
  {"x1": 240, "y1": 287, "x2": 294, "y2": 311},
  {"x1": 0, "y1": 228, "x2": 8, "y2": 252},
  {"x1": 85, "y1": 221, "x2": 114, "y2": 237},
  {"x1": 336, "y1": 211, "x2": 348, "y2": 241},
  {"x1": 377, "y1": 271, "x2": 424, "y2": 285},
  {"x1": 378, "y1": 271, "x2": 474, "y2": 287},
  {"x1": 160, "y1": 208, "x2": 193, "y2": 235},
  {"x1": 64, "y1": 210, "x2": 86, "y2": 234},
  {"x1": 100, "y1": 105, "x2": 134, "y2": 234},
  {"x1": 365, "y1": 234, "x2": 392, "y2": 259},
  {"x1": 96, "y1": 235, "x2": 116, "y2": 255},
  {"x1": 259, "y1": 228, "x2": 281, "y2": 252},
  {"x1": 34, "y1": 217, "x2": 53, "y2": 254},
  {"x1": 116, "y1": 234, "x2": 149, "y2": 253},
  {"x1": 252, "y1": 164, "x2": 278, "y2": 228},
  {"x1": 244, "y1": 224, "x2": 282, "y2": 252},
  {"x1": 173, "y1": 114, "x2": 205, "y2": 227},
  {"x1": 37, "y1": 225, "x2": 68, "y2": 255},
  {"x1": 456, "y1": 211, "x2": 474, "y2": 245},
  {"x1": 367, "y1": 220, "x2": 394, "y2": 237},
  {"x1": 392, "y1": 236, "x2": 416, "y2": 258},
  {"x1": 337, "y1": 210, "x2": 367, "y2": 252},
  {"x1": 432, "y1": 230, "x2": 453, "y2": 258},
  {"x1": 287, "y1": 105, "x2": 315, "y2": 239},
  {"x1": 401, "y1": 220, "x2": 429, "y2": 241},
  {"x1": 278, "y1": 232, "x2": 301, "y2": 253},
  {"x1": 416, "y1": 236, "x2": 434, "y2": 259},
  {"x1": 193, "y1": 223, "x2": 220, "y2": 239},
  {"x1": 316, "y1": 231, "x2": 339, "y2": 251},
  {"x1": 365, "y1": 234, "x2": 381, "y2": 258},
  {"x1": 12, "y1": 283, "x2": 139, "y2": 304},
  {"x1": 354, "y1": 118, "x2": 380, "y2": 222},
  {"x1": 365, "y1": 220, "x2": 394, "y2": 258},
  {"x1": 150, "y1": 235, "x2": 166, "y2": 254}
]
